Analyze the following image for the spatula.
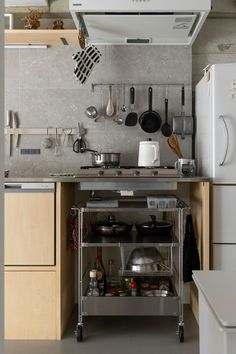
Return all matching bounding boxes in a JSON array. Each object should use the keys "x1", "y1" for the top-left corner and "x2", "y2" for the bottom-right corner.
[
  {"x1": 167, "y1": 134, "x2": 183, "y2": 158},
  {"x1": 125, "y1": 87, "x2": 138, "y2": 126}
]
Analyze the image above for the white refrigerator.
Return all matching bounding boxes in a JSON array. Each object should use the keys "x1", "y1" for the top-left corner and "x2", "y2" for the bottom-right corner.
[{"x1": 195, "y1": 63, "x2": 236, "y2": 270}]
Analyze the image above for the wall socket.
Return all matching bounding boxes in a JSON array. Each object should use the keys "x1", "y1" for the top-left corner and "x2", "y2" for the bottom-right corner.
[{"x1": 20, "y1": 149, "x2": 41, "y2": 155}]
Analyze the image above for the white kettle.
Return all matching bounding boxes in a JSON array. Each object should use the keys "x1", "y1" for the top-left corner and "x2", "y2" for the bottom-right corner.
[{"x1": 138, "y1": 141, "x2": 160, "y2": 167}]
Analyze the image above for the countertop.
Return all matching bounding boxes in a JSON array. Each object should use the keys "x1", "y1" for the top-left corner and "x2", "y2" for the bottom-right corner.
[
  {"x1": 193, "y1": 271, "x2": 236, "y2": 328},
  {"x1": 4, "y1": 176, "x2": 210, "y2": 183}
]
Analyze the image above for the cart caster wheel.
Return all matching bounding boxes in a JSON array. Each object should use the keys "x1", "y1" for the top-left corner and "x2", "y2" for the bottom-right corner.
[
  {"x1": 178, "y1": 325, "x2": 184, "y2": 343},
  {"x1": 76, "y1": 325, "x2": 83, "y2": 342}
]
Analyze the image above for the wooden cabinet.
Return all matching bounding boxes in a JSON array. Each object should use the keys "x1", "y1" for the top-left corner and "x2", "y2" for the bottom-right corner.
[
  {"x1": 5, "y1": 271, "x2": 57, "y2": 340},
  {"x1": 5, "y1": 192, "x2": 55, "y2": 266},
  {"x1": 5, "y1": 30, "x2": 78, "y2": 46},
  {"x1": 4, "y1": 183, "x2": 75, "y2": 340}
]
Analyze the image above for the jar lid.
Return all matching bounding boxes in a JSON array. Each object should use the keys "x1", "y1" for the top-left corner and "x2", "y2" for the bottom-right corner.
[{"x1": 90, "y1": 270, "x2": 97, "y2": 278}]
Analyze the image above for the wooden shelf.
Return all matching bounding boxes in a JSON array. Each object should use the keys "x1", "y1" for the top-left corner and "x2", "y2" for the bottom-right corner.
[{"x1": 5, "y1": 29, "x2": 78, "y2": 46}]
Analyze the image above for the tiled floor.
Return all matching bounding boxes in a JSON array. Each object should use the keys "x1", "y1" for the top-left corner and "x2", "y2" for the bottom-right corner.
[{"x1": 4, "y1": 305, "x2": 199, "y2": 354}]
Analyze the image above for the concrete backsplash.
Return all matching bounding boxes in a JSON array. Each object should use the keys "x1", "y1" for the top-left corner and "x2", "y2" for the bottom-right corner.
[{"x1": 5, "y1": 45, "x2": 192, "y2": 176}]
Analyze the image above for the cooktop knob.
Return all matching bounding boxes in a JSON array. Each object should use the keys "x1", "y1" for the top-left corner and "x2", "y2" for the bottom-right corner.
[
  {"x1": 134, "y1": 170, "x2": 140, "y2": 176},
  {"x1": 98, "y1": 170, "x2": 104, "y2": 176},
  {"x1": 152, "y1": 171, "x2": 158, "y2": 176},
  {"x1": 116, "y1": 170, "x2": 122, "y2": 176}
]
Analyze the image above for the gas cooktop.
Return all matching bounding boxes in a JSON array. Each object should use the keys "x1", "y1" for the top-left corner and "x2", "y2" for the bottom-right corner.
[{"x1": 50, "y1": 166, "x2": 179, "y2": 178}]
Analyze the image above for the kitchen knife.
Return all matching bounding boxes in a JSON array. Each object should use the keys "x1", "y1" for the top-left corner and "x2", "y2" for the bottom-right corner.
[
  {"x1": 5, "y1": 110, "x2": 12, "y2": 157},
  {"x1": 12, "y1": 112, "x2": 20, "y2": 150}
]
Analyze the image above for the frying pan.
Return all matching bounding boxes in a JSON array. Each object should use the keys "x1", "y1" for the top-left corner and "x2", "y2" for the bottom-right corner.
[{"x1": 139, "y1": 87, "x2": 162, "y2": 133}]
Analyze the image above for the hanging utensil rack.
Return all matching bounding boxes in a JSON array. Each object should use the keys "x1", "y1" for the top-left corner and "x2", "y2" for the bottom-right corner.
[
  {"x1": 4, "y1": 127, "x2": 79, "y2": 136},
  {"x1": 91, "y1": 83, "x2": 191, "y2": 92}
]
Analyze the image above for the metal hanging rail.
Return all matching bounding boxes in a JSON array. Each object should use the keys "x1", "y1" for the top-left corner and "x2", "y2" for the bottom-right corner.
[{"x1": 91, "y1": 82, "x2": 191, "y2": 92}]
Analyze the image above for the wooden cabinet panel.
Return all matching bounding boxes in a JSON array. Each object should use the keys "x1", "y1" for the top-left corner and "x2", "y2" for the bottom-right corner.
[
  {"x1": 5, "y1": 271, "x2": 57, "y2": 339},
  {"x1": 5, "y1": 192, "x2": 55, "y2": 265},
  {"x1": 5, "y1": 30, "x2": 78, "y2": 46}
]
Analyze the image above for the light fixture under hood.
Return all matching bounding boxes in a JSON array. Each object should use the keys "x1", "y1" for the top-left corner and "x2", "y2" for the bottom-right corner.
[{"x1": 69, "y1": 0, "x2": 211, "y2": 45}]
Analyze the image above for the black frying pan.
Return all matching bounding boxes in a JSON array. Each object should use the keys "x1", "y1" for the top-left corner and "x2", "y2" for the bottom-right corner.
[{"x1": 139, "y1": 87, "x2": 162, "y2": 133}]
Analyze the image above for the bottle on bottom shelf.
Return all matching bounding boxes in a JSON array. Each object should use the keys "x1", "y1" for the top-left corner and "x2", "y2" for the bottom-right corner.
[
  {"x1": 95, "y1": 257, "x2": 106, "y2": 296},
  {"x1": 87, "y1": 270, "x2": 99, "y2": 297}
]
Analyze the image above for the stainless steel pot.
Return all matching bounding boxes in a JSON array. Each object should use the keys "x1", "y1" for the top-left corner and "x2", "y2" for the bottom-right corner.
[
  {"x1": 127, "y1": 247, "x2": 163, "y2": 273},
  {"x1": 91, "y1": 152, "x2": 120, "y2": 167},
  {"x1": 91, "y1": 215, "x2": 132, "y2": 236}
]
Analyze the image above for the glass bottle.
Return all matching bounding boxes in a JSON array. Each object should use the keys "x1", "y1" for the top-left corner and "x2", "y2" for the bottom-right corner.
[
  {"x1": 131, "y1": 281, "x2": 137, "y2": 296},
  {"x1": 95, "y1": 257, "x2": 106, "y2": 296},
  {"x1": 107, "y1": 259, "x2": 116, "y2": 287},
  {"x1": 87, "y1": 270, "x2": 99, "y2": 297}
]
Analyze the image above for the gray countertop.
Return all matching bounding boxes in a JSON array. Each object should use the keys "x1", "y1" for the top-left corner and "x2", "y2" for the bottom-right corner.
[
  {"x1": 4, "y1": 176, "x2": 210, "y2": 183},
  {"x1": 193, "y1": 271, "x2": 236, "y2": 328}
]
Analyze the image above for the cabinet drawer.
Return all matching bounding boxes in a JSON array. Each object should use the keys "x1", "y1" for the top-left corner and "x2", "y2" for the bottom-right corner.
[
  {"x1": 4, "y1": 192, "x2": 55, "y2": 265},
  {"x1": 5, "y1": 271, "x2": 57, "y2": 339}
]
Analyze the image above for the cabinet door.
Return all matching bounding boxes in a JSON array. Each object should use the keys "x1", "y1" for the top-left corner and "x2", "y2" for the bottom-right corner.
[
  {"x1": 213, "y1": 244, "x2": 236, "y2": 270},
  {"x1": 212, "y1": 185, "x2": 236, "y2": 243},
  {"x1": 5, "y1": 271, "x2": 57, "y2": 339},
  {"x1": 5, "y1": 192, "x2": 55, "y2": 265}
]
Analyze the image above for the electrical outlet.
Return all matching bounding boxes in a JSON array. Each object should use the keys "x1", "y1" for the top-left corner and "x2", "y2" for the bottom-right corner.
[{"x1": 20, "y1": 148, "x2": 41, "y2": 155}]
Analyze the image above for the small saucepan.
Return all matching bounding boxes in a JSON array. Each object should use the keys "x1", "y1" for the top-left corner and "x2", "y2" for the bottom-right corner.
[
  {"x1": 135, "y1": 215, "x2": 172, "y2": 237},
  {"x1": 73, "y1": 142, "x2": 120, "y2": 167},
  {"x1": 91, "y1": 215, "x2": 133, "y2": 236},
  {"x1": 91, "y1": 151, "x2": 120, "y2": 167}
]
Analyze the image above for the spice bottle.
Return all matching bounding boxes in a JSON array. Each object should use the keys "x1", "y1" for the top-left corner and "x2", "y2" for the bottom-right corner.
[
  {"x1": 95, "y1": 257, "x2": 106, "y2": 296},
  {"x1": 131, "y1": 281, "x2": 137, "y2": 296}
]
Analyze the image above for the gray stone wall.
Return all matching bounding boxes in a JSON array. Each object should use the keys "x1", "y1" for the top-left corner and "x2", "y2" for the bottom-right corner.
[
  {"x1": 5, "y1": 45, "x2": 192, "y2": 176},
  {"x1": 193, "y1": 17, "x2": 236, "y2": 86}
]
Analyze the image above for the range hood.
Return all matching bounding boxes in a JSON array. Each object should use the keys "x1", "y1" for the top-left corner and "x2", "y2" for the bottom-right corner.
[{"x1": 69, "y1": 0, "x2": 211, "y2": 45}]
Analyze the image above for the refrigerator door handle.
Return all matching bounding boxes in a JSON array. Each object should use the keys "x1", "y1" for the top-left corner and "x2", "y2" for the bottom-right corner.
[{"x1": 219, "y1": 115, "x2": 229, "y2": 166}]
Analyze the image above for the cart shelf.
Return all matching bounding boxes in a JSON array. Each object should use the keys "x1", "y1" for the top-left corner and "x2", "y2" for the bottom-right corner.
[
  {"x1": 82, "y1": 232, "x2": 179, "y2": 248},
  {"x1": 82, "y1": 295, "x2": 179, "y2": 316}
]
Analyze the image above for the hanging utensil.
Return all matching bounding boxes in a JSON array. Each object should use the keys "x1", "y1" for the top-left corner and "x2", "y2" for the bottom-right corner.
[
  {"x1": 139, "y1": 87, "x2": 162, "y2": 133},
  {"x1": 172, "y1": 86, "x2": 194, "y2": 139},
  {"x1": 73, "y1": 122, "x2": 87, "y2": 153},
  {"x1": 121, "y1": 84, "x2": 126, "y2": 112},
  {"x1": 55, "y1": 128, "x2": 61, "y2": 157},
  {"x1": 125, "y1": 87, "x2": 138, "y2": 126},
  {"x1": 5, "y1": 110, "x2": 12, "y2": 157},
  {"x1": 167, "y1": 134, "x2": 183, "y2": 158},
  {"x1": 12, "y1": 112, "x2": 20, "y2": 150},
  {"x1": 106, "y1": 85, "x2": 115, "y2": 117},
  {"x1": 161, "y1": 98, "x2": 172, "y2": 137},
  {"x1": 113, "y1": 86, "x2": 123, "y2": 125}
]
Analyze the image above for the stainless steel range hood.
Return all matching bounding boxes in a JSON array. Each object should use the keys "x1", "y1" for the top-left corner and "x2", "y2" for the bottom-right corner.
[{"x1": 69, "y1": 0, "x2": 211, "y2": 45}]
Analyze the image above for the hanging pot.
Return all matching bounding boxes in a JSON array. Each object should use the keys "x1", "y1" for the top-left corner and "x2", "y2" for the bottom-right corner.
[{"x1": 139, "y1": 87, "x2": 162, "y2": 133}]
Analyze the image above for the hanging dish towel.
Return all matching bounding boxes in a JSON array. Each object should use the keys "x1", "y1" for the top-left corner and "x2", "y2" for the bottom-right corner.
[
  {"x1": 183, "y1": 214, "x2": 200, "y2": 282},
  {"x1": 70, "y1": 214, "x2": 79, "y2": 251}
]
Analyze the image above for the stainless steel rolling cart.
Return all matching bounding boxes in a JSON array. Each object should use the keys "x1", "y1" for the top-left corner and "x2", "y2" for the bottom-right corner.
[{"x1": 74, "y1": 202, "x2": 189, "y2": 343}]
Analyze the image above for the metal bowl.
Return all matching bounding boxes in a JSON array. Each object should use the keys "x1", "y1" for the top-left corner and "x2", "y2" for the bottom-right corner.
[
  {"x1": 127, "y1": 247, "x2": 163, "y2": 272},
  {"x1": 141, "y1": 289, "x2": 173, "y2": 297}
]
